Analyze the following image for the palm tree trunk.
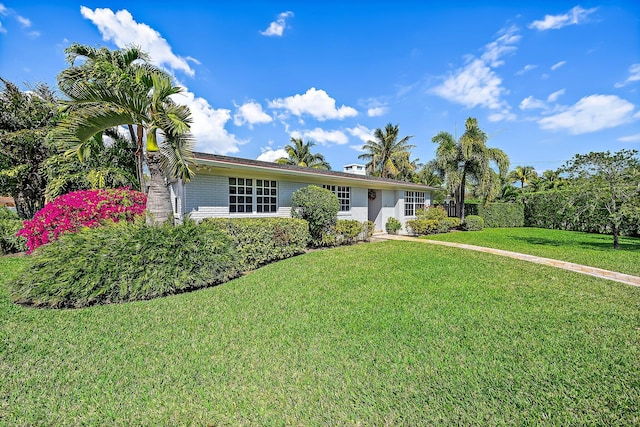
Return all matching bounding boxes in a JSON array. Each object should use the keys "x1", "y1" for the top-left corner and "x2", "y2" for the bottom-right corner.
[
  {"x1": 136, "y1": 125, "x2": 145, "y2": 191},
  {"x1": 458, "y1": 173, "x2": 467, "y2": 223},
  {"x1": 145, "y1": 151, "x2": 173, "y2": 225}
]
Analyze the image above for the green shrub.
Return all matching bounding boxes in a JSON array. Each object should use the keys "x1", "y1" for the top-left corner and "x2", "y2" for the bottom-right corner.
[
  {"x1": 9, "y1": 220, "x2": 241, "y2": 308},
  {"x1": 385, "y1": 217, "x2": 402, "y2": 234},
  {"x1": 462, "y1": 215, "x2": 484, "y2": 231},
  {"x1": 335, "y1": 220, "x2": 364, "y2": 245},
  {"x1": 442, "y1": 217, "x2": 461, "y2": 230},
  {"x1": 476, "y1": 202, "x2": 524, "y2": 228},
  {"x1": 416, "y1": 206, "x2": 447, "y2": 221},
  {"x1": 405, "y1": 219, "x2": 439, "y2": 235},
  {"x1": 291, "y1": 185, "x2": 339, "y2": 246},
  {"x1": 0, "y1": 219, "x2": 26, "y2": 254},
  {"x1": 0, "y1": 206, "x2": 18, "y2": 219},
  {"x1": 201, "y1": 217, "x2": 309, "y2": 270},
  {"x1": 363, "y1": 220, "x2": 375, "y2": 241}
]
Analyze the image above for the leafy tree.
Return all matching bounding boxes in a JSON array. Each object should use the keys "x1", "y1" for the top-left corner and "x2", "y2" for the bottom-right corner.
[
  {"x1": 276, "y1": 137, "x2": 331, "y2": 170},
  {"x1": 359, "y1": 123, "x2": 415, "y2": 179},
  {"x1": 562, "y1": 149, "x2": 640, "y2": 249},
  {"x1": 291, "y1": 185, "x2": 339, "y2": 246},
  {"x1": 0, "y1": 78, "x2": 59, "y2": 219},
  {"x1": 508, "y1": 165, "x2": 538, "y2": 188},
  {"x1": 54, "y1": 46, "x2": 195, "y2": 225},
  {"x1": 432, "y1": 117, "x2": 510, "y2": 222}
]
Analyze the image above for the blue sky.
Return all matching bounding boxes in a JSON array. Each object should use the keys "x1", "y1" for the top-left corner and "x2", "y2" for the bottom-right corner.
[{"x1": 1, "y1": 1, "x2": 639, "y2": 173}]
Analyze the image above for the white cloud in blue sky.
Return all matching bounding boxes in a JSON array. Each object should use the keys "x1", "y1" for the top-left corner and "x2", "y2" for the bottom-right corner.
[
  {"x1": 528, "y1": 6, "x2": 598, "y2": 31},
  {"x1": 269, "y1": 88, "x2": 358, "y2": 121},
  {"x1": 615, "y1": 64, "x2": 640, "y2": 88},
  {"x1": 260, "y1": 11, "x2": 293, "y2": 37}
]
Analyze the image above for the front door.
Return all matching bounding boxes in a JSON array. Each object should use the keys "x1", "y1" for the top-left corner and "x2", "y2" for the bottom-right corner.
[{"x1": 367, "y1": 189, "x2": 382, "y2": 231}]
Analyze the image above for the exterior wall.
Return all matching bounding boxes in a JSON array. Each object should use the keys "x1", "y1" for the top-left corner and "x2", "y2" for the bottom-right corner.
[{"x1": 183, "y1": 172, "x2": 373, "y2": 223}]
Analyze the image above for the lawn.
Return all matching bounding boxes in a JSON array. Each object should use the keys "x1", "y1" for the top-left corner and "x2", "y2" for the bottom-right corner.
[
  {"x1": 422, "y1": 227, "x2": 640, "y2": 276},
  {"x1": 1, "y1": 240, "x2": 639, "y2": 425}
]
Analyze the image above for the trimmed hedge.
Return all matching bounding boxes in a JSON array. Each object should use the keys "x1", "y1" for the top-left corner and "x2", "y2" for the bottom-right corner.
[
  {"x1": 405, "y1": 219, "x2": 439, "y2": 235},
  {"x1": 9, "y1": 220, "x2": 241, "y2": 308},
  {"x1": 462, "y1": 215, "x2": 484, "y2": 231},
  {"x1": 291, "y1": 185, "x2": 339, "y2": 245},
  {"x1": 465, "y1": 202, "x2": 524, "y2": 228},
  {"x1": 329, "y1": 220, "x2": 374, "y2": 245},
  {"x1": 201, "y1": 217, "x2": 310, "y2": 270}
]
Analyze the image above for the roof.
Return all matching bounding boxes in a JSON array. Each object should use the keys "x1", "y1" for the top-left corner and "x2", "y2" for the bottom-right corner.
[{"x1": 193, "y1": 152, "x2": 437, "y2": 191}]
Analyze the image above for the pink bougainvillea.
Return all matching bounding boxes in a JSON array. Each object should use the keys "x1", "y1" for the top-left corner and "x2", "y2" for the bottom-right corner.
[{"x1": 18, "y1": 188, "x2": 146, "y2": 253}]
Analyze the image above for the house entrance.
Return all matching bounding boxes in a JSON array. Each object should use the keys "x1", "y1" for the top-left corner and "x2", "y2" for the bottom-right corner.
[{"x1": 367, "y1": 189, "x2": 382, "y2": 231}]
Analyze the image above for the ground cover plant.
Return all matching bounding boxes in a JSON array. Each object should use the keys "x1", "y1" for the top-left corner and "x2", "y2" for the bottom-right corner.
[
  {"x1": 423, "y1": 227, "x2": 640, "y2": 276},
  {"x1": 1, "y1": 240, "x2": 638, "y2": 425}
]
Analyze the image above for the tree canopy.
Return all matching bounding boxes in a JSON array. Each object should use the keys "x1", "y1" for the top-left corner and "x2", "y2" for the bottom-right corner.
[
  {"x1": 276, "y1": 137, "x2": 331, "y2": 170},
  {"x1": 359, "y1": 123, "x2": 416, "y2": 180}
]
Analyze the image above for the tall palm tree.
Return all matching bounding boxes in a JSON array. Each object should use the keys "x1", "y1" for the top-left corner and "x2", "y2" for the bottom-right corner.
[
  {"x1": 432, "y1": 117, "x2": 510, "y2": 221},
  {"x1": 55, "y1": 62, "x2": 195, "y2": 225},
  {"x1": 276, "y1": 137, "x2": 331, "y2": 170},
  {"x1": 58, "y1": 43, "x2": 163, "y2": 188},
  {"x1": 358, "y1": 123, "x2": 415, "y2": 179},
  {"x1": 508, "y1": 165, "x2": 538, "y2": 188}
]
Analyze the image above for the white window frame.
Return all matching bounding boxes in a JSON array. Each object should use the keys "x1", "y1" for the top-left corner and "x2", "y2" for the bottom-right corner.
[
  {"x1": 404, "y1": 191, "x2": 425, "y2": 217},
  {"x1": 229, "y1": 177, "x2": 278, "y2": 214},
  {"x1": 323, "y1": 185, "x2": 350, "y2": 212}
]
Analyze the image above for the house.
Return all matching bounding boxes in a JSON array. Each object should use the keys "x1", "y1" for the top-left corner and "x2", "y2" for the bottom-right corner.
[{"x1": 170, "y1": 152, "x2": 437, "y2": 234}]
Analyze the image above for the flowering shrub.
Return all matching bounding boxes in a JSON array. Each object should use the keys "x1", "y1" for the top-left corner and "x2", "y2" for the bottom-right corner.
[{"x1": 18, "y1": 188, "x2": 146, "y2": 253}]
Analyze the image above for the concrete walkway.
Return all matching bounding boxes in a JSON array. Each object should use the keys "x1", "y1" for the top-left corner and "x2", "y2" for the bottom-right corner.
[{"x1": 374, "y1": 234, "x2": 640, "y2": 288}]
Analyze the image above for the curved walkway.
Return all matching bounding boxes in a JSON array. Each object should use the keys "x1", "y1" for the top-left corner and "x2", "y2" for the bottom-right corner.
[{"x1": 375, "y1": 234, "x2": 640, "y2": 288}]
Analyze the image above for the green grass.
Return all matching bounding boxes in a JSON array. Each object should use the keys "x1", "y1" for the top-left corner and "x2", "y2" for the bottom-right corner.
[
  {"x1": 1, "y1": 241, "x2": 639, "y2": 425},
  {"x1": 422, "y1": 227, "x2": 640, "y2": 276}
]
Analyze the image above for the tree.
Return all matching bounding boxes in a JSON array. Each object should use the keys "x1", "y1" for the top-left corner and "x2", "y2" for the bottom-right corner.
[
  {"x1": 432, "y1": 117, "x2": 510, "y2": 222},
  {"x1": 0, "y1": 78, "x2": 59, "y2": 219},
  {"x1": 508, "y1": 165, "x2": 538, "y2": 188},
  {"x1": 276, "y1": 137, "x2": 331, "y2": 170},
  {"x1": 562, "y1": 149, "x2": 640, "y2": 249},
  {"x1": 54, "y1": 46, "x2": 195, "y2": 225},
  {"x1": 358, "y1": 123, "x2": 415, "y2": 179}
]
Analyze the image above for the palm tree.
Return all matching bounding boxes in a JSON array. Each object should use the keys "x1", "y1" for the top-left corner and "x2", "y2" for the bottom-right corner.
[
  {"x1": 508, "y1": 165, "x2": 538, "y2": 188},
  {"x1": 276, "y1": 137, "x2": 331, "y2": 170},
  {"x1": 55, "y1": 59, "x2": 195, "y2": 225},
  {"x1": 358, "y1": 123, "x2": 415, "y2": 179},
  {"x1": 432, "y1": 117, "x2": 510, "y2": 222},
  {"x1": 58, "y1": 43, "x2": 164, "y2": 188}
]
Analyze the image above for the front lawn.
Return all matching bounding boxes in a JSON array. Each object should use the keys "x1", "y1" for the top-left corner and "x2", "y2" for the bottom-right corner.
[
  {"x1": 1, "y1": 241, "x2": 639, "y2": 425},
  {"x1": 422, "y1": 227, "x2": 640, "y2": 276}
]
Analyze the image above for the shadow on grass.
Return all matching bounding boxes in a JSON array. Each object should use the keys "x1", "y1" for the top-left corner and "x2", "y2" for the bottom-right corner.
[{"x1": 511, "y1": 236, "x2": 640, "y2": 252}]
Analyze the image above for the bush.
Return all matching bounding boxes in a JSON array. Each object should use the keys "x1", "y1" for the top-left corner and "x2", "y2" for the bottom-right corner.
[
  {"x1": 385, "y1": 217, "x2": 402, "y2": 234},
  {"x1": 17, "y1": 188, "x2": 146, "y2": 253},
  {"x1": 0, "y1": 219, "x2": 26, "y2": 254},
  {"x1": 462, "y1": 215, "x2": 484, "y2": 231},
  {"x1": 472, "y1": 202, "x2": 524, "y2": 228},
  {"x1": 442, "y1": 217, "x2": 461, "y2": 230},
  {"x1": 363, "y1": 220, "x2": 375, "y2": 241},
  {"x1": 406, "y1": 219, "x2": 439, "y2": 235},
  {"x1": 0, "y1": 206, "x2": 18, "y2": 219},
  {"x1": 335, "y1": 220, "x2": 364, "y2": 245},
  {"x1": 416, "y1": 206, "x2": 447, "y2": 221},
  {"x1": 9, "y1": 220, "x2": 241, "y2": 308},
  {"x1": 291, "y1": 185, "x2": 339, "y2": 246},
  {"x1": 201, "y1": 217, "x2": 309, "y2": 270}
]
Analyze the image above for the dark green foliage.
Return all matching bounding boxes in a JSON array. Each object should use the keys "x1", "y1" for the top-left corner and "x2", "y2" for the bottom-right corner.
[
  {"x1": 334, "y1": 220, "x2": 366, "y2": 245},
  {"x1": 200, "y1": 217, "x2": 309, "y2": 270},
  {"x1": 9, "y1": 220, "x2": 241, "y2": 308},
  {"x1": 442, "y1": 217, "x2": 461, "y2": 230},
  {"x1": 385, "y1": 217, "x2": 401, "y2": 234},
  {"x1": 291, "y1": 185, "x2": 339, "y2": 245},
  {"x1": 0, "y1": 206, "x2": 25, "y2": 253},
  {"x1": 462, "y1": 215, "x2": 484, "y2": 231},
  {"x1": 473, "y1": 202, "x2": 524, "y2": 228}
]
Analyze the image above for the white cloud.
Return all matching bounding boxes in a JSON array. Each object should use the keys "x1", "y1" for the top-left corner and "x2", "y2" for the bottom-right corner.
[
  {"x1": 233, "y1": 101, "x2": 273, "y2": 128},
  {"x1": 0, "y1": 23, "x2": 5, "y2": 34},
  {"x1": 16, "y1": 15, "x2": 30, "y2": 27},
  {"x1": 0, "y1": 4, "x2": 7, "y2": 15},
  {"x1": 257, "y1": 148, "x2": 288, "y2": 162},
  {"x1": 291, "y1": 128, "x2": 349, "y2": 145},
  {"x1": 367, "y1": 106, "x2": 388, "y2": 117},
  {"x1": 538, "y1": 94, "x2": 637, "y2": 134},
  {"x1": 431, "y1": 26, "x2": 518, "y2": 118},
  {"x1": 615, "y1": 64, "x2": 640, "y2": 88},
  {"x1": 547, "y1": 89, "x2": 565, "y2": 102},
  {"x1": 172, "y1": 87, "x2": 245, "y2": 155},
  {"x1": 618, "y1": 133, "x2": 640, "y2": 143},
  {"x1": 551, "y1": 61, "x2": 566, "y2": 71},
  {"x1": 260, "y1": 11, "x2": 293, "y2": 37},
  {"x1": 488, "y1": 110, "x2": 516, "y2": 122},
  {"x1": 269, "y1": 87, "x2": 358, "y2": 121},
  {"x1": 347, "y1": 125, "x2": 374, "y2": 142},
  {"x1": 80, "y1": 7, "x2": 195, "y2": 76},
  {"x1": 516, "y1": 64, "x2": 537, "y2": 75},
  {"x1": 528, "y1": 6, "x2": 597, "y2": 31}
]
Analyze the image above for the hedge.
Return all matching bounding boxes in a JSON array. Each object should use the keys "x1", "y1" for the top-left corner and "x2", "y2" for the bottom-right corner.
[
  {"x1": 201, "y1": 217, "x2": 310, "y2": 270},
  {"x1": 465, "y1": 202, "x2": 524, "y2": 228},
  {"x1": 9, "y1": 220, "x2": 241, "y2": 308}
]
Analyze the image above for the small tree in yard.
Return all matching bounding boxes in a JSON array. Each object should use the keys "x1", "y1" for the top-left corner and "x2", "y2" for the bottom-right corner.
[
  {"x1": 562, "y1": 149, "x2": 640, "y2": 249},
  {"x1": 291, "y1": 185, "x2": 339, "y2": 246}
]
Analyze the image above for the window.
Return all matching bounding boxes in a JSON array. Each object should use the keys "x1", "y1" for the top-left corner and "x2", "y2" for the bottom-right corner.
[
  {"x1": 323, "y1": 185, "x2": 350, "y2": 212},
  {"x1": 404, "y1": 191, "x2": 425, "y2": 216},
  {"x1": 229, "y1": 178, "x2": 277, "y2": 214}
]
